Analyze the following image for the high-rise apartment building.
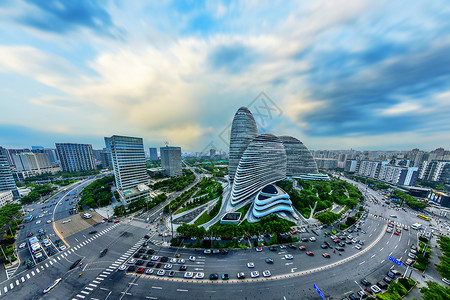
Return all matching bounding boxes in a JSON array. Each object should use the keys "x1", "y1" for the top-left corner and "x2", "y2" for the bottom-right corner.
[
  {"x1": 418, "y1": 160, "x2": 450, "y2": 184},
  {"x1": 55, "y1": 143, "x2": 95, "y2": 172},
  {"x1": 160, "y1": 146, "x2": 182, "y2": 177},
  {"x1": 0, "y1": 146, "x2": 19, "y2": 200},
  {"x1": 109, "y1": 135, "x2": 149, "y2": 204},
  {"x1": 13, "y1": 152, "x2": 52, "y2": 171},
  {"x1": 149, "y1": 148, "x2": 158, "y2": 161}
]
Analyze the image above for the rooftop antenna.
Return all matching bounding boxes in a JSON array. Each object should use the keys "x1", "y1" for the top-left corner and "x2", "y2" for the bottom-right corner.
[{"x1": 164, "y1": 141, "x2": 169, "y2": 147}]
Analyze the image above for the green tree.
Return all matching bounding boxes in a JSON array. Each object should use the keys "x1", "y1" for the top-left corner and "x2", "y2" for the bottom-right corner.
[
  {"x1": 420, "y1": 281, "x2": 450, "y2": 300},
  {"x1": 316, "y1": 211, "x2": 340, "y2": 224}
]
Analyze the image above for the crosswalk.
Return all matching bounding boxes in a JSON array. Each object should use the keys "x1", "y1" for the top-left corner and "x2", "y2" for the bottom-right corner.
[
  {"x1": 73, "y1": 238, "x2": 146, "y2": 299},
  {"x1": 0, "y1": 223, "x2": 121, "y2": 297},
  {"x1": 371, "y1": 214, "x2": 409, "y2": 229},
  {"x1": 4, "y1": 263, "x2": 19, "y2": 280}
]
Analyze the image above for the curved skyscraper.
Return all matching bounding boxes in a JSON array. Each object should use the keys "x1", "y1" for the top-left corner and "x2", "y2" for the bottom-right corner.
[
  {"x1": 251, "y1": 184, "x2": 294, "y2": 219},
  {"x1": 231, "y1": 134, "x2": 287, "y2": 205},
  {"x1": 228, "y1": 107, "x2": 258, "y2": 182},
  {"x1": 279, "y1": 136, "x2": 318, "y2": 176}
]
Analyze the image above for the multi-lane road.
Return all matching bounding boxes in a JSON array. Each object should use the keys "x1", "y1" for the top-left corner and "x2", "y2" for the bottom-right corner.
[{"x1": 0, "y1": 176, "x2": 445, "y2": 299}]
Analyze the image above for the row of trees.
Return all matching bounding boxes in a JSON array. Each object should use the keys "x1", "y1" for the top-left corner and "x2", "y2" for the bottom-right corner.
[
  {"x1": 22, "y1": 170, "x2": 100, "y2": 183},
  {"x1": 436, "y1": 235, "x2": 450, "y2": 279},
  {"x1": 391, "y1": 190, "x2": 427, "y2": 209},
  {"x1": 151, "y1": 169, "x2": 195, "y2": 191},
  {"x1": 347, "y1": 174, "x2": 391, "y2": 190},
  {"x1": 177, "y1": 215, "x2": 292, "y2": 239},
  {"x1": 20, "y1": 184, "x2": 57, "y2": 204},
  {"x1": 114, "y1": 193, "x2": 168, "y2": 217},
  {"x1": 79, "y1": 176, "x2": 114, "y2": 208}
]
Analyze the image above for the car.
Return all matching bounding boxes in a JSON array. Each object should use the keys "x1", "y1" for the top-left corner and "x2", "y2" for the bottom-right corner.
[
  {"x1": 237, "y1": 272, "x2": 245, "y2": 279},
  {"x1": 168, "y1": 270, "x2": 175, "y2": 277},
  {"x1": 405, "y1": 259, "x2": 414, "y2": 266},
  {"x1": 147, "y1": 249, "x2": 155, "y2": 254},
  {"x1": 222, "y1": 273, "x2": 229, "y2": 280},
  {"x1": 333, "y1": 238, "x2": 340, "y2": 243},
  {"x1": 348, "y1": 294, "x2": 357, "y2": 300},
  {"x1": 139, "y1": 248, "x2": 146, "y2": 253},
  {"x1": 36, "y1": 220, "x2": 41, "y2": 224},
  {"x1": 146, "y1": 261, "x2": 155, "y2": 267},
  {"x1": 387, "y1": 271, "x2": 395, "y2": 279},
  {"x1": 184, "y1": 272, "x2": 193, "y2": 278},
  {"x1": 301, "y1": 237, "x2": 308, "y2": 242},
  {"x1": 127, "y1": 265, "x2": 137, "y2": 272},
  {"x1": 128, "y1": 259, "x2": 136, "y2": 264},
  {"x1": 247, "y1": 262, "x2": 255, "y2": 268},
  {"x1": 377, "y1": 281, "x2": 388, "y2": 289},
  {"x1": 284, "y1": 254, "x2": 293, "y2": 260},
  {"x1": 338, "y1": 242, "x2": 345, "y2": 247},
  {"x1": 160, "y1": 256, "x2": 169, "y2": 262},
  {"x1": 59, "y1": 245, "x2": 66, "y2": 251},
  {"x1": 410, "y1": 245, "x2": 417, "y2": 250},
  {"x1": 408, "y1": 253, "x2": 416, "y2": 259},
  {"x1": 114, "y1": 220, "x2": 120, "y2": 223},
  {"x1": 288, "y1": 244, "x2": 296, "y2": 249},
  {"x1": 370, "y1": 285, "x2": 381, "y2": 294},
  {"x1": 118, "y1": 265, "x2": 126, "y2": 271},
  {"x1": 100, "y1": 248, "x2": 108, "y2": 257},
  {"x1": 391, "y1": 269, "x2": 401, "y2": 276},
  {"x1": 142, "y1": 254, "x2": 149, "y2": 260},
  {"x1": 42, "y1": 278, "x2": 62, "y2": 294},
  {"x1": 175, "y1": 253, "x2": 181, "y2": 258},
  {"x1": 352, "y1": 239, "x2": 357, "y2": 243},
  {"x1": 360, "y1": 279, "x2": 371, "y2": 286},
  {"x1": 309, "y1": 237, "x2": 316, "y2": 242},
  {"x1": 306, "y1": 251, "x2": 314, "y2": 256},
  {"x1": 194, "y1": 272, "x2": 204, "y2": 279},
  {"x1": 394, "y1": 231, "x2": 400, "y2": 235},
  {"x1": 322, "y1": 253, "x2": 331, "y2": 258},
  {"x1": 89, "y1": 231, "x2": 97, "y2": 234},
  {"x1": 335, "y1": 247, "x2": 345, "y2": 251},
  {"x1": 151, "y1": 256, "x2": 159, "y2": 261},
  {"x1": 220, "y1": 249, "x2": 229, "y2": 255},
  {"x1": 410, "y1": 249, "x2": 417, "y2": 254},
  {"x1": 299, "y1": 246, "x2": 306, "y2": 251},
  {"x1": 27, "y1": 233, "x2": 33, "y2": 237},
  {"x1": 144, "y1": 234, "x2": 150, "y2": 239},
  {"x1": 155, "y1": 263, "x2": 162, "y2": 268},
  {"x1": 250, "y1": 271, "x2": 259, "y2": 278},
  {"x1": 209, "y1": 273, "x2": 219, "y2": 280},
  {"x1": 383, "y1": 277, "x2": 392, "y2": 284},
  {"x1": 133, "y1": 253, "x2": 141, "y2": 258},
  {"x1": 189, "y1": 256, "x2": 196, "y2": 261},
  {"x1": 442, "y1": 278, "x2": 450, "y2": 285},
  {"x1": 263, "y1": 270, "x2": 271, "y2": 277},
  {"x1": 26, "y1": 262, "x2": 35, "y2": 269},
  {"x1": 212, "y1": 249, "x2": 220, "y2": 254},
  {"x1": 19, "y1": 243, "x2": 26, "y2": 249},
  {"x1": 269, "y1": 246, "x2": 277, "y2": 252},
  {"x1": 355, "y1": 245, "x2": 362, "y2": 250},
  {"x1": 386, "y1": 228, "x2": 393, "y2": 233},
  {"x1": 204, "y1": 249, "x2": 211, "y2": 254},
  {"x1": 265, "y1": 258, "x2": 274, "y2": 264},
  {"x1": 255, "y1": 247, "x2": 262, "y2": 252},
  {"x1": 320, "y1": 244, "x2": 328, "y2": 249},
  {"x1": 145, "y1": 268, "x2": 154, "y2": 275},
  {"x1": 357, "y1": 290, "x2": 367, "y2": 299},
  {"x1": 163, "y1": 264, "x2": 172, "y2": 270},
  {"x1": 136, "y1": 260, "x2": 144, "y2": 266},
  {"x1": 157, "y1": 269, "x2": 165, "y2": 276},
  {"x1": 136, "y1": 267, "x2": 145, "y2": 274},
  {"x1": 46, "y1": 220, "x2": 52, "y2": 224},
  {"x1": 170, "y1": 258, "x2": 177, "y2": 264},
  {"x1": 179, "y1": 265, "x2": 187, "y2": 271}
]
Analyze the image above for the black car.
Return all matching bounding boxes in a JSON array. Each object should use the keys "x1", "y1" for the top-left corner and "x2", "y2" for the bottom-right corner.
[
  {"x1": 348, "y1": 294, "x2": 357, "y2": 300},
  {"x1": 100, "y1": 248, "x2": 108, "y2": 257},
  {"x1": 220, "y1": 249, "x2": 229, "y2": 255},
  {"x1": 222, "y1": 273, "x2": 229, "y2": 280},
  {"x1": 209, "y1": 273, "x2": 219, "y2": 280},
  {"x1": 160, "y1": 256, "x2": 169, "y2": 262},
  {"x1": 301, "y1": 237, "x2": 308, "y2": 242},
  {"x1": 133, "y1": 253, "x2": 141, "y2": 258},
  {"x1": 144, "y1": 235, "x2": 150, "y2": 239},
  {"x1": 142, "y1": 255, "x2": 150, "y2": 260},
  {"x1": 360, "y1": 279, "x2": 371, "y2": 286},
  {"x1": 146, "y1": 261, "x2": 155, "y2": 267},
  {"x1": 138, "y1": 248, "x2": 146, "y2": 253},
  {"x1": 335, "y1": 247, "x2": 345, "y2": 251},
  {"x1": 384, "y1": 277, "x2": 392, "y2": 284},
  {"x1": 387, "y1": 271, "x2": 395, "y2": 279},
  {"x1": 320, "y1": 244, "x2": 328, "y2": 249},
  {"x1": 135, "y1": 260, "x2": 144, "y2": 266},
  {"x1": 89, "y1": 231, "x2": 97, "y2": 234},
  {"x1": 26, "y1": 262, "x2": 35, "y2": 269},
  {"x1": 168, "y1": 270, "x2": 175, "y2": 277},
  {"x1": 127, "y1": 266, "x2": 136, "y2": 272},
  {"x1": 288, "y1": 244, "x2": 296, "y2": 249},
  {"x1": 147, "y1": 249, "x2": 155, "y2": 254},
  {"x1": 70, "y1": 259, "x2": 82, "y2": 270},
  {"x1": 179, "y1": 265, "x2": 187, "y2": 271},
  {"x1": 269, "y1": 247, "x2": 277, "y2": 252},
  {"x1": 377, "y1": 281, "x2": 388, "y2": 289}
]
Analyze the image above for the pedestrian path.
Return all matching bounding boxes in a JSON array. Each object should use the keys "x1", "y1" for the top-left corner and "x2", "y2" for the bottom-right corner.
[
  {"x1": 0, "y1": 223, "x2": 121, "y2": 297},
  {"x1": 72, "y1": 238, "x2": 146, "y2": 299}
]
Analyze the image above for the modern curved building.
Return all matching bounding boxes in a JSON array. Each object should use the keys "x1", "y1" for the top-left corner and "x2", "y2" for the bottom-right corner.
[
  {"x1": 231, "y1": 134, "x2": 287, "y2": 205},
  {"x1": 279, "y1": 136, "x2": 318, "y2": 176},
  {"x1": 252, "y1": 184, "x2": 293, "y2": 219},
  {"x1": 228, "y1": 107, "x2": 258, "y2": 182}
]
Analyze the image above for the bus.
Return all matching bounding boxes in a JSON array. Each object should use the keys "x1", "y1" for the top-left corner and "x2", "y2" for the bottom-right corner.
[
  {"x1": 411, "y1": 223, "x2": 423, "y2": 230},
  {"x1": 417, "y1": 214, "x2": 431, "y2": 221},
  {"x1": 24, "y1": 215, "x2": 34, "y2": 223}
]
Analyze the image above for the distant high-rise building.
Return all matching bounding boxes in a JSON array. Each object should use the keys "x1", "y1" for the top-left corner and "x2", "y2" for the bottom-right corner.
[
  {"x1": 12, "y1": 152, "x2": 52, "y2": 171},
  {"x1": 419, "y1": 160, "x2": 450, "y2": 184},
  {"x1": 109, "y1": 135, "x2": 149, "y2": 204},
  {"x1": 160, "y1": 146, "x2": 182, "y2": 177},
  {"x1": 0, "y1": 146, "x2": 19, "y2": 200},
  {"x1": 55, "y1": 143, "x2": 96, "y2": 173},
  {"x1": 32, "y1": 148, "x2": 59, "y2": 165},
  {"x1": 345, "y1": 160, "x2": 359, "y2": 173},
  {"x1": 209, "y1": 148, "x2": 216, "y2": 158},
  {"x1": 149, "y1": 147, "x2": 158, "y2": 161}
]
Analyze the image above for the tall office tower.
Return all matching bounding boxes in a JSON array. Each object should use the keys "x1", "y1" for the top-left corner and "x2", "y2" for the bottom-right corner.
[
  {"x1": 55, "y1": 143, "x2": 96, "y2": 172},
  {"x1": 209, "y1": 148, "x2": 216, "y2": 157},
  {"x1": 32, "y1": 148, "x2": 59, "y2": 165},
  {"x1": 0, "y1": 146, "x2": 19, "y2": 200},
  {"x1": 149, "y1": 147, "x2": 158, "y2": 161},
  {"x1": 13, "y1": 152, "x2": 52, "y2": 171},
  {"x1": 279, "y1": 136, "x2": 318, "y2": 176},
  {"x1": 109, "y1": 135, "x2": 149, "y2": 204},
  {"x1": 228, "y1": 107, "x2": 258, "y2": 182},
  {"x1": 6, "y1": 148, "x2": 29, "y2": 167},
  {"x1": 160, "y1": 146, "x2": 182, "y2": 177}
]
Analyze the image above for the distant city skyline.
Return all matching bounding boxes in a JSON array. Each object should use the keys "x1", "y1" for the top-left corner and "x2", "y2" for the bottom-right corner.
[{"x1": 1, "y1": 1, "x2": 450, "y2": 151}]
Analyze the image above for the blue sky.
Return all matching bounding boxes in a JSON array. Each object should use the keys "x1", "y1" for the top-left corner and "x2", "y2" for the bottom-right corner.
[{"x1": 0, "y1": 0, "x2": 449, "y2": 152}]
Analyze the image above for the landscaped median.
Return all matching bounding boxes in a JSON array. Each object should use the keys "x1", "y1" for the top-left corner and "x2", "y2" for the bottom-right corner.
[{"x1": 375, "y1": 277, "x2": 416, "y2": 300}]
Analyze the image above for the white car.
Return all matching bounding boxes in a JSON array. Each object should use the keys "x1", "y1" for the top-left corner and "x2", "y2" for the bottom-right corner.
[
  {"x1": 184, "y1": 272, "x2": 193, "y2": 278},
  {"x1": 309, "y1": 237, "x2": 316, "y2": 242},
  {"x1": 151, "y1": 256, "x2": 159, "y2": 261},
  {"x1": 42, "y1": 278, "x2": 62, "y2": 294},
  {"x1": 163, "y1": 264, "x2": 172, "y2": 270},
  {"x1": 194, "y1": 272, "x2": 204, "y2": 279},
  {"x1": 263, "y1": 270, "x2": 271, "y2": 277},
  {"x1": 250, "y1": 271, "x2": 260, "y2": 278},
  {"x1": 46, "y1": 220, "x2": 52, "y2": 224},
  {"x1": 189, "y1": 256, "x2": 196, "y2": 261},
  {"x1": 355, "y1": 244, "x2": 362, "y2": 250},
  {"x1": 128, "y1": 259, "x2": 136, "y2": 264},
  {"x1": 178, "y1": 259, "x2": 185, "y2": 264},
  {"x1": 19, "y1": 243, "x2": 26, "y2": 249},
  {"x1": 157, "y1": 270, "x2": 165, "y2": 276},
  {"x1": 170, "y1": 258, "x2": 177, "y2": 264},
  {"x1": 247, "y1": 262, "x2": 255, "y2": 268},
  {"x1": 59, "y1": 245, "x2": 66, "y2": 251},
  {"x1": 203, "y1": 249, "x2": 211, "y2": 254},
  {"x1": 352, "y1": 239, "x2": 358, "y2": 243},
  {"x1": 36, "y1": 220, "x2": 41, "y2": 224},
  {"x1": 284, "y1": 254, "x2": 293, "y2": 260},
  {"x1": 280, "y1": 245, "x2": 286, "y2": 249},
  {"x1": 371, "y1": 285, "x2": 382, "y2": 293},
  {"x1": 145, "y1": 268, "x2": 154, "y2": 275},
  {"x1": 118, "y1": 265, "x2": 126, "y2": 271}
]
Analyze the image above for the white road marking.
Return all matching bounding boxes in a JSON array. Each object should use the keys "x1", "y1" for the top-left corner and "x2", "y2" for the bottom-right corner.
[
  {"x1": 359, "y1": 261, "x2": 365, "y2": 265},
  {"x1": 177, "y1": 289, "x2": 188, "y2": 292},
  {"x1": 152, "y1": 287, "x2": 162, "y2": 289},
  {"x1": 21, "y1": 277, "x2": 25, "y2": 282}
]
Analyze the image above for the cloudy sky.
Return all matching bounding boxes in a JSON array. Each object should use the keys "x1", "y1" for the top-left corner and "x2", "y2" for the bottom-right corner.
[{"x1": 1, "y1": 0, "x2": 449, "y2": 152}]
